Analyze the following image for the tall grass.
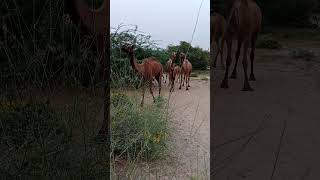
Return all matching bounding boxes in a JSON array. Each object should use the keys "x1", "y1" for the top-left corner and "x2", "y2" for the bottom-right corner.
[{"x1": 0, "y1": 98, "x2": 109, "y2": 179}]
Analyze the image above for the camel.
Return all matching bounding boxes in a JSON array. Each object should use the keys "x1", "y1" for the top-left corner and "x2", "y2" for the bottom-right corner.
[
  {"x1": 219, "y1": 0, "x2": 262, "y2": 91},
  {"x1": 179, "y1": 53, "x2": 192, "y2": 90},
  {"x1": 211, "y1": 12, "x2": 226, "y2": 69},
  {"x1": 121, "y1": 44, "x2": 163, "y2": 106},
  {"x1": 65, "y1": 0, "x2": 109, "y2": 135},
  {"x1": 164, "y1": 52, "x2": 176, "y2": 85},
  {"x1": 169, "y1": 65, "x2": 181, "y2": 92}
]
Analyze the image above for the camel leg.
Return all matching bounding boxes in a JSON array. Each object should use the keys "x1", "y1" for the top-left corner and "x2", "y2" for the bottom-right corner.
[
  {"x1": 242, "y1": 38, "x2": 253, "y2": 91},
  {"x1": 213, "y1": 39, "x2": 218, "y2": 68},
  {"x1": 188, "y1": 72, "x2": 191, "y2": 87},
  {"x1": 156, "y1": 74, "x2": 162, "y2": 96},
  {"x1": 182, "y1": 73, "x2": 186, "y2": 87},
  {"x1": 185, "y1": 73, "x2": 189, "y2": 90},
  {"x1": 220, "y1": 39, "x2": 225, "y2": 69},
  {"x1": 149, "y1": 81, "x2": 156, "y2": 102},
  {"x1": 141, "y1": 81, "x2": 146, "y2": 106},
  {"x1": 230, "y1": 38, "x2": 243, "y2": 79},
  {"x1": 179, "y1": 70, "x2": 183, "y2": 89},
  {"x1": 220, "y1": 39, "x2": 232, "y2": 88},
  {"x1": 249, "y1": 32, "x2": 258, "y2": 81}
]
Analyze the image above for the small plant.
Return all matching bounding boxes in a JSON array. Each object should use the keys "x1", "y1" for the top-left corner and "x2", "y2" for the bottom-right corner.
[
  {"x1": 256, "y1": 35, "x2": 282, "y2": 49},
  {"x1": 290, "y1": 48, "x2": 316, "y2": 61},
  {"x1": 111, "y1": 93, "x2": 170, "y2": 161},
  {"x1": 201, "y1": 77, "x2": 209, "y2": 81}
]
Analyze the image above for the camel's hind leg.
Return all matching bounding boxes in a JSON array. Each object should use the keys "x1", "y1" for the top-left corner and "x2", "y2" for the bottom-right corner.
[
  {"x1": 230, "y1": 38, "x2": 243, "y2": 79},
  {"x1": 249, "y1": 32, "x2": 258, "y2": 81},
  {"x1": 241, "y1": 38, "x2": 253, "y2": 91},
  {"x1": 149, "y1": 80, "x2": 156, "y2": 102},
  {"x1": 221, "y1": 39, "x2": 232, "y2": 88}
]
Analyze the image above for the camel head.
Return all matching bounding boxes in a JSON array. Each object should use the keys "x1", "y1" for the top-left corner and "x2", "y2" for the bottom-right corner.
[
  {"x1": 171, "y1": 52, "x2": 177, "y2": 63},
  {"x1": 180, "y1": 52, "x2": 186, "y2": 62},
  {"x1": 121, "y1": 44, "x2": 135, "y2": 56}
]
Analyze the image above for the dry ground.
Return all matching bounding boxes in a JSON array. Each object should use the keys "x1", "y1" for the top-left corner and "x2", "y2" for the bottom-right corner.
[{"x1": 212, "y1": 40, "x2": 320, "y2": 179}]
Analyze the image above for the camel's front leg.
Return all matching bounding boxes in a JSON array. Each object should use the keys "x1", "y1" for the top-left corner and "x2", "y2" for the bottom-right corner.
[
  {"x1": 249, "y1": 32, "x2": 258, "y2": 81},
  {"x1": 141, "y1": 81, "x2": 146, "y2": 106},
  {"x1": 188, "y1": 72, "x2": 191, "y2": 87},
  {"x1": 230, "y1": 38, "x2": 243, "y2": 79},
  {"x1": 221, "y1": 39, "x2": 232, "y2": 89},
  {"x1": 158, "y1": 74, "x2": 162, "y2": 96},
  {"x1": 242, "y1": 39, "x2": 253, "y2": 91},
  {"x1": 179, "y1": 71, "x2": 183, "y2": 90}
]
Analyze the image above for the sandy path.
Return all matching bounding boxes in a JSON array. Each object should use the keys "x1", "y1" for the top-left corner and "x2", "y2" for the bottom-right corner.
[
  {"x1": 135, "y1": 78, "x2": 210, "y2": 179},
  {"x1": 212, "y1": 42, "x2": 320, "y2": 179}
]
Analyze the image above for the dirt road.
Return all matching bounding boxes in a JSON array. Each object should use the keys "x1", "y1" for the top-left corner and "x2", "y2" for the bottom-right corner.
[
  {"x1": 137, "y1": 77, "x2": 210, "y2": 179},
  {"x1": 212, "y1": 41, "x2": 320, "y2": 179}
]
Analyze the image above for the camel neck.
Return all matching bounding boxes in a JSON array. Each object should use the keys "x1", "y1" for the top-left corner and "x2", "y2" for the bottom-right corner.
[{"x1": 129, "y1": 52, "x2": 144, "y2": 74}]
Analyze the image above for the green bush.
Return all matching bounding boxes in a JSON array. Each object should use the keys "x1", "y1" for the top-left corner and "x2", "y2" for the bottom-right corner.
[
  {"x1": 257, "y1": 35, "x2": 282, "y2": 49},
  {"x1": 0, "y1": 100, "x2": 108, "y2": 179},
  {"x1": 111, "y1": 93, "x2": 169, "y2": 161}
]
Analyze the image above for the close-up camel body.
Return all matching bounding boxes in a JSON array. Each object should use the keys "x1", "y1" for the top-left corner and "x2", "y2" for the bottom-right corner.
[
  {"x1": 219, "y1": 0, "x2": 262, "y2": 91},
  {"x1": 121, "y1": 45, "x2": 163, "y2": 106},
  {"x1": 211, "y1": 12, "x2": 226, "y2": 68},
  {"x1": 179, "y1": 53, "x2": 193, "y2": 90}
]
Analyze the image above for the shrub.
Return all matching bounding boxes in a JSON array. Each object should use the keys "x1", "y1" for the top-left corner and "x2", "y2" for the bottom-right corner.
[
  {"x1": 290, "y1": 48, "x2": 316, "y2": 61},
  {"x1": 111, "y1": 93, "x2": 169, "y2": 161},
  {"x1": 256, "y1": 35, "x2": 282, "y2": 49},
  {"x1": 0, "y1": 100, "x2": 108, "y2": 179},
  {"x1": 190, "y1": 73, "x2": 199, "y2": 77}
]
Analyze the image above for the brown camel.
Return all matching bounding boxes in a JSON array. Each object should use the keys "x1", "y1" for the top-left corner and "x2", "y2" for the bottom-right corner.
[
  {"x1": 169, "y1": 65, "x2": 181, "y2": 92},
  {"x1": 65, "y1": 0, "x2": 109, "y2": 135},
  {"x1": 164, "y1": 52, "x2": 176, "y2": 85},
  {"x1": 219, "y1": 0, "x2": 262, "y2": 91},
  {"x1": 179, "y1": 53, "x2": 192, "y2": 90},
  {"x1": 211, "y1": 12, "x2": 226, "y2": 69},
  {"x1": 121, "y1": 45, "x2": 163, "y2": 106}
]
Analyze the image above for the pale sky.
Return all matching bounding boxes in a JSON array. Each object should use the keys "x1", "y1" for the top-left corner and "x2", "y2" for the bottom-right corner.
[{"x1": 110, "y1": 0, "x2": 210, "y2": 50}]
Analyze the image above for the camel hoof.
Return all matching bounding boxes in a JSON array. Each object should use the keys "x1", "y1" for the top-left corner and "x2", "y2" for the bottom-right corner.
[
  {"x1": 249, "y1": 74, "x2": 256, "y2": 81},
  {"x1": 179, "y1": 87, "x2": 181, "y2": 90},
  {"x1": 230, "y1": 72, "x2": 237, "y2": 79},
  {"x1": 220, "y1": 80, "x2": 229, "y2": 89},
  {"x1": 186, "y1": 88, "x2": 189, "y2": 90}
]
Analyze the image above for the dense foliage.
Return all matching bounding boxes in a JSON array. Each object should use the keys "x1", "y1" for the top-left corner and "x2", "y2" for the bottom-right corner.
[{"x1": 111, "y1": 26, "x2": 209, "y2": 88}]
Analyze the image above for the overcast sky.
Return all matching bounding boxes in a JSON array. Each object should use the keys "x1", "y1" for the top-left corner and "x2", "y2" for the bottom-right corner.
[{"x1": 110, "y1": 0, "x2": 210, "y2": 50}]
